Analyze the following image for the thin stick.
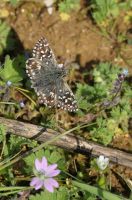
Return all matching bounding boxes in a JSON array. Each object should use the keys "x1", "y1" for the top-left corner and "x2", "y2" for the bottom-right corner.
[{"x1": 0, "y1": 117, "x2": 131, "y2": 169}]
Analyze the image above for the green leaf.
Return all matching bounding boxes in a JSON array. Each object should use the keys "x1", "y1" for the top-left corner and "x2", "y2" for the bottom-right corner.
[
  {"x1": 59, "y1": 0, "x2": 80, "y2": 13},
  {"x1": 49, "y1": 151, "x2": 63, "y2": 163},
  {"x1": 92, "y1": 0, "x2": 120, "y2": 24},
  {"x1": 10, "y1": 0, "x2": 20, "y2": 6},
  {"x1": 24, "y1": 147, "x2": 65, "y2": 174},
  {"x1": 0, "y1": 124, "x2": 6, "y2": 143},
  {"x1": 29, "y1": 187, "x2": 69, "y2": 200},
  {"x1": 90, "y1": 117, "x2": 115, "y2": 145},
  {"x1": 24, "y1": 149, "x2": 45, "y2": 173},
  {"x1": 0, "y1": 55, "x2": 25, "y2": 83},
  {"x1": 72, "y1": 180, "x2": 128, "y2": 200}
]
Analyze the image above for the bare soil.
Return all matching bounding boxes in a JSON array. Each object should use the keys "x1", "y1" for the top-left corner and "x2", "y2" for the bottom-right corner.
[{"x1": 6, "y1": 2, "x2": 118, "y2": 65}]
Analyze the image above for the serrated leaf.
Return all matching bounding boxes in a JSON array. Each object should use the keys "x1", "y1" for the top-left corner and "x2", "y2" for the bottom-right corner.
[
  {"x1": 0, "y1": 55, "x2": 25, "y2": 83},
  {"x1": 49, "y1": 151, "x2": 62, "y2": 163},
  {"x1": 24, "y1": 149, "x2": 45, "y2": 171},
  {"x1": 29, "y1": 187, "x2": 68, "y2": 200}
]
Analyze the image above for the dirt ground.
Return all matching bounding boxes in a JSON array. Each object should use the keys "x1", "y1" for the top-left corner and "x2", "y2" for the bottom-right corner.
[
  {"x1": 6, "y1": 2, "x2": 132, "y2": 70},
  {"x1": 0, "y1": 1, "x2": 132, "y2": 197}
]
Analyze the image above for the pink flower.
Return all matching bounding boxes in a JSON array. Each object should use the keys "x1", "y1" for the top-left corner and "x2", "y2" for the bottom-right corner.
[{"x1": 30, "y1": 157, "x2": 60, "y2": 192}]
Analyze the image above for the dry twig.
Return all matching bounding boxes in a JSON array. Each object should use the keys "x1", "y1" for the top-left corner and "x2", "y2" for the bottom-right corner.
[{"x1": 0, "y1": 117, "x2": 131, "y2": 168}]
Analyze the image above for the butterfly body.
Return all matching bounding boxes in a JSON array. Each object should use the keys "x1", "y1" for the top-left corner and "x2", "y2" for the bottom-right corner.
[{"x1": 26, "y1": 37, "x2": 78, "y2": 112}]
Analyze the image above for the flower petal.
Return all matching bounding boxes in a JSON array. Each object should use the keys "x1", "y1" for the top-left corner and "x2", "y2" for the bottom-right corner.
[
  {"x1": 35, "y1": 180, "x2": 43, "y2": 190},
  {"x1": 45, "y1": 164, "x2": 60, "y2": 177},
  {"x1": 35, "y1": 159, "x2": 43, "y2": 171},
  {"x1": 104, "y1": 157, "x2": 109, "y2": 163},
  {"x1": 96, "y1": 155, "x2": 109, "y2": 170},
  {"x1": 46, "y1": 169, "x2": 61, "y2": 177},
  {"x1": 47, "y1": 178, "x2": 59, "y2": 188},
  {"x1": 43, "y1": 179, "x2": 54, "y2": 193},
  {"x1": 46, "y1": 164, "x2": 57, "y2": 172},
  {"x1": 99, "y1": 155, "x2": 104, "y2": 162},
  {"x1": 41, "y1": 157, "x2": 48, "y2": 171},
  {"x1": 30, "y1": 177, "x2": 39, "y2": 186},
  {"x1": 30, "y1": 177, "x2": 43, "y2": 190}
]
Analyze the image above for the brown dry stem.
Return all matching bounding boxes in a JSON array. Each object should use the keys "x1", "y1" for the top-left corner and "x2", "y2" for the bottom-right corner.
[{"x1": 0, "y1": 117, "x2": 131, "y2": 168}]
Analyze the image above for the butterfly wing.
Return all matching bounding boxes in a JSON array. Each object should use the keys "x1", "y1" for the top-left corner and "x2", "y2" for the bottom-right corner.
[
  {"x1": 26, "y1": 57, "x2": 58, "y2": 107},
  {"x1": 32, "y1": 37, "x2": 57, "y2": 65},
  {"x1": 56, "y1": 81, "x2": 78, "y2": 112},
  {"x1": 26, "y1": 37, "x2": 78, "y2": 112}
]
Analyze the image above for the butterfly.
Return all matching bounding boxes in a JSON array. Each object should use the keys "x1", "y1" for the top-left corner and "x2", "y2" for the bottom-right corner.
[{"x1": 26, "y1": 37, "x2": 78, "y2": 112}]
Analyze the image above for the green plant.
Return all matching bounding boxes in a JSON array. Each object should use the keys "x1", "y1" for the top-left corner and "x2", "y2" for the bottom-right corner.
[
  {"x1": 29, "y1": 187, "x2": 69, "y2": 200},
  {"x1": 76, "y1": 62, "x2": 131, "y2": 145},
  {"x1": 0, "y1": 55, "x2": 25, "y2": 83},
  {"x1": 0, "y1": 59, "x2": 131, "y2": 199},
  {"x1": 0, "y1": 0, "x2": 131, "y2": 198},
  {"x1": 91, "y1": 0, "x2": 120, "y2": 25},
  {"x1": 3, "y1": 0, "x2": 21, "y2": 6},
  {"x1": 76, "y1": 62, "x2": 120, "y2": 113},
  {"x1": 90, "y1": 0, "x2": 132, "y2": 40},
  {"x1": 59, "y1": 0, "x2": 80, "y2": 14}
]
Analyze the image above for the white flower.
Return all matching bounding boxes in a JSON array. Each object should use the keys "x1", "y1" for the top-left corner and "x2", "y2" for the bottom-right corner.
[
  {"x1": 47, "y1": 7, "x2": 53, "y2": 15},
  {"x1": 6, "y1": 80, "x2": 12, "y2": 86},
  {"x1": 20, "y1": 101, "x2": 25, "y2": 108},
  {"x1": 44, "y1": 0, "x2": 54, "y2": 15},
  {"x1": 96, "y1": 155, "x2": 109, "y2": 170}
]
